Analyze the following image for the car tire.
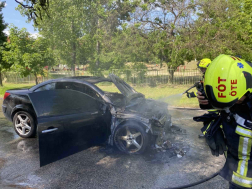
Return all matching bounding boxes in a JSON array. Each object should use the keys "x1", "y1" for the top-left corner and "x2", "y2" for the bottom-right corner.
[
  {"x1": 13, "y1": 111, "x2": 36, "y2": 138},
  {"x1": 114, "y1": 122, "x2": 150, "y2": 154}
]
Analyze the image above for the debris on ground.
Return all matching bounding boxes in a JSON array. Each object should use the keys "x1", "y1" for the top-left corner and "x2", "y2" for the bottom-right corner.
[
  {"x1": 162, "y1": 124, "x2": 187, "y2": 150},
  {"x1": 99, "y1": 124, "x2": 190, "y2": 164}
]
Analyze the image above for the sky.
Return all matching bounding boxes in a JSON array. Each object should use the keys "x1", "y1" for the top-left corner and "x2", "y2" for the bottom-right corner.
[{"x1": 2, "y1": 0, "x2": 37, "y2": 36}]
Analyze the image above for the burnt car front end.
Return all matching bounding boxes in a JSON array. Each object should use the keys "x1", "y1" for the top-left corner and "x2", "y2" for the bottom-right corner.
[
  {"x1": 135, "y1": 98, "x2": 172, "y2": 146},
  {"x1": 108, "y1": 97, "x2": 171, "y2": 147},
  {"x1": 103, "y1": 74, "x2": 172, "y2": 151}
]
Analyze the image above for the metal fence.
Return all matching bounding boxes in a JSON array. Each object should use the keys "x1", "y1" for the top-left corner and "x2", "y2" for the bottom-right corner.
[
  {"x1": 110, "y1": 69, "x2": 202, "y2": 86},
  {"x1": 2, "y1": 69, "x2": 202, "y2": 86}
]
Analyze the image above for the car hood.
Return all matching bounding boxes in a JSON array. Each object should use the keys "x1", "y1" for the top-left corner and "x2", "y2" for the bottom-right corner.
[
  {"x1": 109, "y1": 74, "x2": 144, "y2": 101},
  {"x1": 127, "y1": 99, "x2": 169, "y2": 119},
  {"x1": 112, "y1": 98, "x2": 170, "y2": 127}
]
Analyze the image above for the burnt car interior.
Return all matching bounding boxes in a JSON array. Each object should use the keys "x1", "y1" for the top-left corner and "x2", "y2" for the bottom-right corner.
[{"x1": 94, "y1": 82, "x2": 126, "y2": 106}]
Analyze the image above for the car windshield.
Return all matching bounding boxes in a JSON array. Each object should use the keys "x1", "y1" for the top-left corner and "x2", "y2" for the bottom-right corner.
[
  {"x1": 94, "y1": 82, "x2": 124, "y2": 105},
  {"x1": 108, "y1": 74, "x2": 144, "y2": 100},
  {"x1": 109, "y1": 74, "x2": 138, "y2": 97},
  {"x1": 95, "y1": 81, "x2": 143, "y2": 106}
]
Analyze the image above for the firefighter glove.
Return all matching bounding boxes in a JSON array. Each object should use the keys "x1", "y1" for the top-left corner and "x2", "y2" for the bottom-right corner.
[{"x1": 205, "y1": 128, "x2": 227, "y2": 156}]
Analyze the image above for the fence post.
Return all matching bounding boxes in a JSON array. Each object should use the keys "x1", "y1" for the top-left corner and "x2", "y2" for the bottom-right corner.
[{"x1": 183, "y1": 69, "x2": 184, "y2": 85}]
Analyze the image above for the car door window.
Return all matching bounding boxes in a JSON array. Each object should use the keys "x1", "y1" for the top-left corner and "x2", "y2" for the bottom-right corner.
[
  {"x1": 55, "y1": 82, "x2": 101, "y2": 100},
  {"x1": 30, "y1": 90, "x2": 98, "y2": 117},
  {"x1": 34, "y1": 83, "x2": 56, "y2": 92},
  {"x1": 55, "y1": 82, "x2": 77, "y2": 90},
  {"x1": 83, "y1": 85, "x2": 101, "y2": 100}
]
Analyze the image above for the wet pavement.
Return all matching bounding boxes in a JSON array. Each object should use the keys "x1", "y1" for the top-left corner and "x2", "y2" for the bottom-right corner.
[{"x1": 0, "y1": 103, "x2": 229, "y2": 189}]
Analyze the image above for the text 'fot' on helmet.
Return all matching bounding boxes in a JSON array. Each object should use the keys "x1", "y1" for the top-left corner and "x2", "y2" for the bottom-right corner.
[{"x1": 204, "y1": 54, "x2": 252, "y2": 109}]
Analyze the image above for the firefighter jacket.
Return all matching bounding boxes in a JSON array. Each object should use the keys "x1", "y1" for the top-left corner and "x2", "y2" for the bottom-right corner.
[{"x1": 194, "y1": 100, "x2": 252, "y2": 188}]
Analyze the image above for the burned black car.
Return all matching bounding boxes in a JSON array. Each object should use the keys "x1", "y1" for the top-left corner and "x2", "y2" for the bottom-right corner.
[{"x1": 3, "y1": 74, "x2": 171, "y2": 166}]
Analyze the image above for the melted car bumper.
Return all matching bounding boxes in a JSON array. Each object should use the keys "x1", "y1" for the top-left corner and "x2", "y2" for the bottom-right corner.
[{"x1": 151, "y1": 113, "x2": 172, "y2": 146}]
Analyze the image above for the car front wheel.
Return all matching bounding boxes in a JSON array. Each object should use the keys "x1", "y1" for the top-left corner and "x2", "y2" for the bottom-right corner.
[
  {"x1": 114, "y1": 123, "x2": 149, "y2": 154},
  {"x1": 13, "y1": 111, "x2": 36, "y2": 138}
]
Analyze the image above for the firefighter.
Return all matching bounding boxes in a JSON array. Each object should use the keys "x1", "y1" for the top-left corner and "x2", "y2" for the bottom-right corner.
[
  {"x1": 186, "y1": 58, "x2": 218, "y2": 138},
  {"x1": 186, "y1": 58, "x2": 211, "y2": 98},
  {"x1": 197, "y1": 54, "x2": 252, "y2": 189}
]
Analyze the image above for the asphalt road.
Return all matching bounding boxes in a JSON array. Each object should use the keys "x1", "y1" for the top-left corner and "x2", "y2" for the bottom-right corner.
[{"x1": 0, "y1": 103, "x2": 229, "y2": 189}]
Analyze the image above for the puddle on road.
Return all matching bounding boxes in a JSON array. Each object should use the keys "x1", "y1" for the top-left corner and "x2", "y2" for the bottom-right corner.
[
  {"x1": 3, "y1": 185, "x2": 36, "y2": 189},
  {"x1": 0, "y1": 126, "x2": 20, "y2": 140},
  {"x1": 16, "y1": 140, "x2": 36, "y2": 152},
  {"x1": 0, "y1": 157, "x2": 6, "y2": 169},
  {"x1": 0, "y1": 114, "x2": 20, "y2": 142},
  {"x1": 2, "y1": 174, "x2": 42, "y2": 189}
]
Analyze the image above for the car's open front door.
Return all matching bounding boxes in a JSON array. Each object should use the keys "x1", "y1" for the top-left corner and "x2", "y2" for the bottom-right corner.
[{"x1": 28, "y1": 89, "x2": 102, "y2": 167}]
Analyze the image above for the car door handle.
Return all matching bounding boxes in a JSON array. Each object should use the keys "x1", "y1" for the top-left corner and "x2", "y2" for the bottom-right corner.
[
  {"x1": 91, "y1": 111, "x2": 99, "y2": 115},
  {"x1": 42, "y1": 128, "x2": 58, "y2": 134}
]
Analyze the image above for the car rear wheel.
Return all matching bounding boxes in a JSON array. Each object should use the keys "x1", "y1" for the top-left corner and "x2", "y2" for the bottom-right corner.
[
  {"x1": 13, "y1": 111, "x2": 36, "y2": 138},
  {"x1": 114, "y1": 123, "x2": 149, "y2": 154}
]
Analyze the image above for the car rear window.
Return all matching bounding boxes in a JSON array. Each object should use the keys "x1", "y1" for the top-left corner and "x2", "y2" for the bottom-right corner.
[{"x1": 34, "y1": 83, "x2": 56, "y2": 92}]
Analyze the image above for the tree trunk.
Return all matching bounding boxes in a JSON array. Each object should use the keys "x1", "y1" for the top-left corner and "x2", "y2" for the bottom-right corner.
[
  {"x1": 34, "y1": 73, "x2": 38, "y2": 85},
  {"x1": 96, "y1": 19, "x2": 100, "y2": 68},
  {"x1": 0, "y1": 70, "x2": 3, "y2": 87},
  {"x1": 168, "y1": 67, "x2": 175, "y2": 84},
  {"x1": 96, "y1": 40, "x2": 100, "y2": 67},
  {"x1": 71, "y1": 21, "x2": 76, "y2": 76},
  {"x1": 170, "y1": 70, "x2": 175, "y2": 84},
  {"x1": 72, "y1": 41, "x2": 76, "y2": 76}
]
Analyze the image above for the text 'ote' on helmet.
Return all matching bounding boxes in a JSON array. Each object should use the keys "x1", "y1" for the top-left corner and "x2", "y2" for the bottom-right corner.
[{"x1": 204, "y1": 54, "x2": 252, "y2": 109}]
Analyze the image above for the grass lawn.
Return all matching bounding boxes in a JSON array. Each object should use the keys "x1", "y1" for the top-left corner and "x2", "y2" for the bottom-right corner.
[
  {"x1": 98, "y1": 84, "x2": 199, "y2": 108},
  {"x1": 136, "y1": 85, "x2": 199, "y2": 108},
  {"x1": 1, "y1": 83, "x2": 199, "y2": 108},
  {"x1": 0, "y1": 83, "x2": 35, "y2": 97}
]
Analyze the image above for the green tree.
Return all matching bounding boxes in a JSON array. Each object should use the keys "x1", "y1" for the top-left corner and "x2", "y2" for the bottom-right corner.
[
  {"x1": 0, "y1": 1, "x2": 9, "y2": 86},
  {"x1": 14, "y1": 0, "x2": 49, "y2": 24},
  {"x1": 99, "y1": 24, "x2": 154, "y2": 70},
  {"x1": 17, "y1": 0, "x2": 139, "y2": 73},
  {"x1": 15, "y1": 0, "x2": 252, "y2": 70},
  {"x1": 127, "y1": 0, "x2": 197, "y2": 82},
  {"x1": 188, "y1": 0, "x2": 252, "y2": 60},
  {"x1": 88, "y1": 0, "x2": 139, "y2": 69},
  {"x1": 233, "y1": 0, "x2": 252, "y2": 60},
  {"x1": 3, "y1": 26, "x2": 55, "y2": 84}
]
